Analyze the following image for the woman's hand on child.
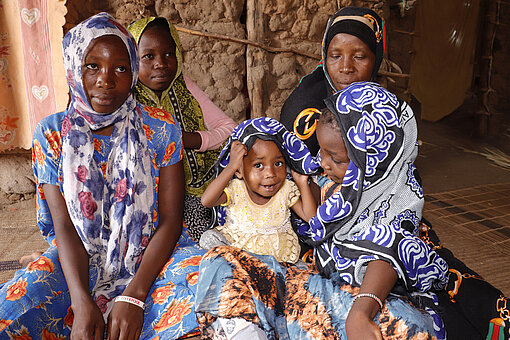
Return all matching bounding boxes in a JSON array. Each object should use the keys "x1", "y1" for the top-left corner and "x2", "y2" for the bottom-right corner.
[
  {"x1": 345, "y1": 309, "x2": 383, "y2": 340},
  {"x1": 70, "y1": 299, "x2": 105, "y2": 340},
  {"x1": 227, "y1": 140, "x2": 247, "y2": 171},
  {"x1": 291, "y1": 169, "x2": 309, "y2": 187},
  {"x1": 107, "y1": 301, "x2": 144, "y2": 340}
]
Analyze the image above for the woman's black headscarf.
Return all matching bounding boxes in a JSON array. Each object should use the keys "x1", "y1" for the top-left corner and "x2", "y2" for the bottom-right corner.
[
  {"x1": 323, "y1": 6, "x2": 385, "y2": 87},
  {"x1": 280, "y1": 6, "x2": 385, "y2": 156}
]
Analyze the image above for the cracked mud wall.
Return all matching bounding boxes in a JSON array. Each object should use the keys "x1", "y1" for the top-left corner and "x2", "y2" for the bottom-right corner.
[
  {"x1": 65, "y1": 0, "x2": 248, "y2": 122},
  {"x1": 64, "y1": 0, "x2": 386, "y2": 122},
  {"x1": 5, "y1": 1, "x2": 510, "y2": 198}
]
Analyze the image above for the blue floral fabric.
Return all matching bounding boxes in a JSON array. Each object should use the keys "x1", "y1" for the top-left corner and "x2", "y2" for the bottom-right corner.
[
  {"x1": 0, "y1": 109, "x2": 205, "y2": 339},
  {"x1": 216, "y1": 117, "x2": 319, "y2": 175},
  {"x1": 59, "y1": 12, "x2": 155, "y2": 302}
]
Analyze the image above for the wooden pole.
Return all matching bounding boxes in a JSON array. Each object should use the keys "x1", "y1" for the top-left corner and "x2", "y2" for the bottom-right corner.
[
  {"x1": 378, "y1": 70, "x2": 410, "y2": 78},
  {"x1": 476, "y1": 0, "x2": 500, "y2": 136},
  {"x1": 246, "y1": 0, "x2": 265, "y2": 118}
]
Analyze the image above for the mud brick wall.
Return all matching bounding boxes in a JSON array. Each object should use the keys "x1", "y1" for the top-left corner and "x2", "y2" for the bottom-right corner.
[
  {"x1": 65, "y1": 0, "x2": 247, "y2": 122},
  {"x1": 245, "y1": 0, "x2": 386, "y2": 118},
  {"x1": 64, "y1": 0, "x2": 386, "y2": 122}
]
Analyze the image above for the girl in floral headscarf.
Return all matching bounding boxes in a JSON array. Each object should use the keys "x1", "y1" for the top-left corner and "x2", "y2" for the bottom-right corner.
[{"x1": 0, "y1": 13, "x2": 204, "y2": 339}]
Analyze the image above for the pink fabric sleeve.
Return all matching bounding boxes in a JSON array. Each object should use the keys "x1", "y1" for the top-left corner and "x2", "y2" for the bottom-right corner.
[{"x1": 184, "y1": 75, "x2": 237, "y2": 152}]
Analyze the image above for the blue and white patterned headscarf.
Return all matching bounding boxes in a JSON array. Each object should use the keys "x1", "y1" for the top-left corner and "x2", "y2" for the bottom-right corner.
[
  {"x1": 59, "y1": 12, "x2": 154, "y2": 311},
  {"x1": 302, "y1": 82, "x2": 448, "y2": 339},
  {"x1": 213, "y1": 117, "x2": 320, "y2": 226},
  {"x1": 304, "y1": 82, "x2": 448, "y2": 291}
]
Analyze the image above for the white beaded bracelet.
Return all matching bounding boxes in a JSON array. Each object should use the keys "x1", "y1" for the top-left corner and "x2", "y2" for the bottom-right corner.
[
  {"x1": 114, "y1": 295, "x2": 146, "y2": 310},
  {"x1": 353, "y1": 293, "x2": 383, "y2": 311}
]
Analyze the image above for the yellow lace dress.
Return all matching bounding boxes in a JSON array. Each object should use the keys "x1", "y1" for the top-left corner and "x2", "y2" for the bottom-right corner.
[{"x1": 215, "y1": 178, "x2": 301, "y2": 263}]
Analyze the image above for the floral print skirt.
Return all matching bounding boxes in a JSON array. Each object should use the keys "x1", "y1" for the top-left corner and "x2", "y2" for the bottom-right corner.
[
  {"x1": 195, "y1": 246, "x2": 438, "y2": 340},
  {"x1": 0, "y1": 228, "x2": 204, "y2": 339}
]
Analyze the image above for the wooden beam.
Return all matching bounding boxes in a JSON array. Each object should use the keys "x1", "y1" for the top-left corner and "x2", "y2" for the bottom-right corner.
[
  {"x1": 392, "y1": 29, "x2": 415, "y2": 36},
  {"x1": 175, "y1": 26, "x2": 321, "y2": 60},
  {"x1": 378, "y1": 70, "x2": 410, "y2": 78},
  {"x1": 246, "y1": 0, "x2": 265, "y2": 117}
]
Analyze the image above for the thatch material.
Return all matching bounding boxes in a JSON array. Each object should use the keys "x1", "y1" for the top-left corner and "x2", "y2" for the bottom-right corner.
[
  {"x1": 0, "y1": 201, "x2": 47, "y2": 283},
  {"x1": 459, "y1": 146, "x2": 510, "y2": 169},
  {"x1": 424, "y1": 182, "x2": 510, "y2": 296}
]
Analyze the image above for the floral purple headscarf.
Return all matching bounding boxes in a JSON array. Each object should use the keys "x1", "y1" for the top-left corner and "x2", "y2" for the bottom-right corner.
[{"x1": 59, "y1": 12, "x2": 154, "y2": 314}]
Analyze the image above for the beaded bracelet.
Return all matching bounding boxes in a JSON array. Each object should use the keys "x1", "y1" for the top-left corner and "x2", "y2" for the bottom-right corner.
[
  {"x1": 353, "y1": 293, "x2": 383, "y2": 311},
  {"x1": 114, "y1": 295, "x2": 146, "y2": 310}
]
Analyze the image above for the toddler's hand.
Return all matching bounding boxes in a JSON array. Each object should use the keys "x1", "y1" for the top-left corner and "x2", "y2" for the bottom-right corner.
[
  {"x1": 228, "y1": 141, "x2": 247, "y2": 171},
  {"x1": 291, "y1": 169, "x2": 309, "y2": 187}
]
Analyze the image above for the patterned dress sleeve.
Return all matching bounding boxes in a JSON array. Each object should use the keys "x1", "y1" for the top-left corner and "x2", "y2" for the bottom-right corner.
[
  {"x1": 141, "y1": 105, "x2": 183, "y2": 168},
  {"x1": 32, "y1": 112, "x2": 65, "y2": 243},
  {"x1": 32, "y1": 113, "x2": 64, "y2": 186},
  {"x1": 286, "y1": 180, "x2": 301, "y2": 208}
]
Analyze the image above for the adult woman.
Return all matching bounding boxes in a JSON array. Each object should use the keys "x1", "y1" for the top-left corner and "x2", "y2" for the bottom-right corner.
[
  {"x1": 280, "y1": 6, "x2": 384, "y2": 156},
  {"x1": 0, "y1": 13, "x2": 203, "y2": 339},
  {"x1": 128, "y1": 17, "x2": 237, "y2": 241},
  {"x1": 280, "y1": 7, "x2": 509, "y2": 338},
  {"x1": 195, "y1": 82, "x2": 446, "y2": 340}
]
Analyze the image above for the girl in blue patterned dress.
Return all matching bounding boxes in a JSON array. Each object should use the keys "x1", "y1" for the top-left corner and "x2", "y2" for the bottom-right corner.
[
  {"x1": 0, "y1": 13, "x2": 204, "y2": 339},
  {"x1": 195, "y1": 83, "x2": 449, "y2": 340}
]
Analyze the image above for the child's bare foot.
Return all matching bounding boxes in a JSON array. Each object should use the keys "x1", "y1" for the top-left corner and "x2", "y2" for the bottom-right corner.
[{"x1": 19, "y1": 252, "x2": 43, "y2": 267}]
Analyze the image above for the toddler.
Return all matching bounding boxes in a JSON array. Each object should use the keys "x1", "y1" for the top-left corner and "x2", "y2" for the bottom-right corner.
[{"x1": 200, "y1": 117, "x2": 318, "y2": 263}]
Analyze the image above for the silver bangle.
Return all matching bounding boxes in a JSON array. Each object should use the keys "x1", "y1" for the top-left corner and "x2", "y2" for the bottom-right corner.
[{"x1": 353, "y1": 293, "x2": 383, "y2": 311}]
